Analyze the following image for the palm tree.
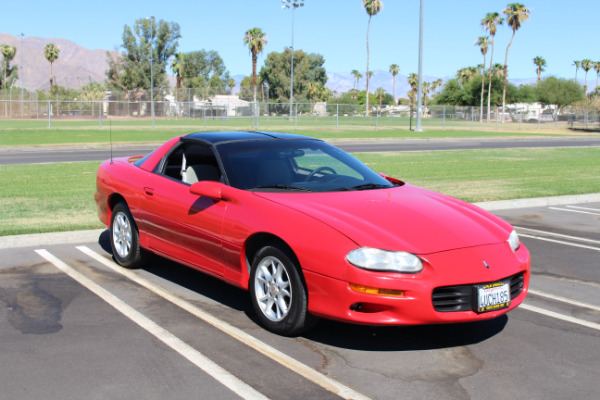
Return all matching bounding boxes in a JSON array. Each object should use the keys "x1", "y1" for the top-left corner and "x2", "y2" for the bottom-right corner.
[
  {"x1": 351, "y1": 69, "x2": 361, "y2": 90},
  {"x1": 432, "y1": 79, "x2": 443, "y2": 94},
  {"x1": 422, "y1": 82, "x2": 430, "y2": 108},
  {"x1": 573, "y1": 60, "x2": 581, "y2": 81},
  {"x1": 243, "y1": 27, "x2": 268, "y2": 103},
  {"x1": 43, "y1": 43, "x2": 60, "y2": 90},
  {"x1": 408, "y1": 73, "x2": 418, "y2": 107},
  {"x1": 389, "y1": 64, "x2": 400, "y2": 103},
  {"x1": 363, "y1": 0, "x2": 383, "y2": 113},
  {"x1": 375, "y1": 87, "x2": 386, "y2": 107},
  {"x1": 501, "y1": 3, "x2": 530, "y2": 121},
  {"x1": 227, "y1": 78, "x2": 236, "y2": 95},
  {"x1": 475, "y1": 36, "x2": 489, "y2": 122},
  {"x1": 308, "y1": 81, "x2": 319, "y2": 113},
  {"x1": 171, "y1": 52, "x2": 185, "y2": 102},
  {"x1": 532, "y1": 56, "x2": 546, "y2": 84},
  {"x1": 581, "y1": 59, "x2": 593, "y2": 95},
  {"x1": 594, "y1": 62, "x2": 600, "y2": 91},
  {"x1": 1, "y1": 44, "x2": 17, "y2": 90},
  {"x1": 482, "y1": 12, "x2": 503, "y2": 122}
]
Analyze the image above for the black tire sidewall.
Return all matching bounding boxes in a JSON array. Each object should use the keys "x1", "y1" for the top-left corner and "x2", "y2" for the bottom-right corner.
[
  {"x1": 110, "y1": 202, "x2": 143, "y2": 268},
  {"x1": 249, "y1": 246, "x2": 313, "y2": 336}
]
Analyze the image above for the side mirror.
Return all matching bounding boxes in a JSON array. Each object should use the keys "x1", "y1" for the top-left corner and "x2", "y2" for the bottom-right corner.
[{"x1": 189, "y1": 181, "x2": 225, "y2": 200}]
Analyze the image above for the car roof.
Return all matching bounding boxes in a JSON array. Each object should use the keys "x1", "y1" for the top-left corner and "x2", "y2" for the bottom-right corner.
[{"x1": 183, "y1": 131, "x2": 318, "y2": 145}]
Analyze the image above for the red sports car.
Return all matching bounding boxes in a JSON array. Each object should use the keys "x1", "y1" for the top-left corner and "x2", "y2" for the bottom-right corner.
[{"x1": 95, "y1": 131, "x2": 530, "y2": 335}]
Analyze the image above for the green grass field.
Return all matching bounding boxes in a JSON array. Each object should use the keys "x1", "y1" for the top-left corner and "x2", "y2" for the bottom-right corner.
[{"x1": 1, "y1": 147, "x2": 598, "y2": 236}]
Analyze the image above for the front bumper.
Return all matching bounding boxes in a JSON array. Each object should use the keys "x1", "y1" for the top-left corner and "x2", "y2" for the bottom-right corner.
[{"x1": 304, "y1": 242, "x2": 531, "y2": 325}]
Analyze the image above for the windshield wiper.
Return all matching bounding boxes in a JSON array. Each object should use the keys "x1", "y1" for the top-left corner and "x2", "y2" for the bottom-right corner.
[
  {"x1": 333, "y1": 183, "x2": 392, "y2": 191},
  {"x1": 248, "y1": 185, "x2": 314, "y2": 192}
]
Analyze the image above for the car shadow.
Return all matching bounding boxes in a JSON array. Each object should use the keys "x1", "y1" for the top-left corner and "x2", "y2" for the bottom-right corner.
[{"x1": 98, "y1": 230, "x2": 508, "y2": 351}]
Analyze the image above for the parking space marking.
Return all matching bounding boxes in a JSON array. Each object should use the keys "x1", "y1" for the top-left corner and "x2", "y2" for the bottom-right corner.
[
  {"x1": 515, "y1": 226, "x2": 600, "y2": 245},
  {"x1": 520, "y1": 303, "x2": 600, "y2": 332},
  {"x1": 548, "y1": 207, "x2": 600, "y2": 216},
  {"x1": 566, "y1": 205, "x2": 600, "y2": 213},
  {"x1": 76, "y1": 245, "x2": 371, "y2": 400},
  {"x1": 528, "y1": 289, "x2": 600, "y2": 312},
  {"x1": 35, "y1": 249, "x2": 269, "y2": 400},
  {"x1": 518, "y1": 233, "x2": 600, "y2": 252}
]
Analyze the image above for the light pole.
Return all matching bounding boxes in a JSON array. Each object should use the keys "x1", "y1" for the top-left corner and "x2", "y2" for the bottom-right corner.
[
  {"x1": 282, "y1": 0, "x2": 304, "y2": 119},
  {"x1": 415, "y1": 0, "x2": 424, "y2": 132}
]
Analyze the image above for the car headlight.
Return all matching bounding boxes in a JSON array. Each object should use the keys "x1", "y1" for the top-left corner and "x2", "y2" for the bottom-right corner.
[
  {"x1": 346, "y1": 247, "x2": 423, "y2": 274},
  {"x1": 508, "y1": 230, "x2": 520, "y2": 253}
]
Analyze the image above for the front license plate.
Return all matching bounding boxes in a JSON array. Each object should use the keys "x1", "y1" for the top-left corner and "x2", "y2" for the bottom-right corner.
[{"x1": 477, "y1": 281, "x2": 510, "y2": 313}]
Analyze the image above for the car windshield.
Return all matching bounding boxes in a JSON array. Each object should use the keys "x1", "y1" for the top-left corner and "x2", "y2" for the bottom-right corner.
[{"x1": 216, "y1": 139, "x2": 399, "y2": 192}]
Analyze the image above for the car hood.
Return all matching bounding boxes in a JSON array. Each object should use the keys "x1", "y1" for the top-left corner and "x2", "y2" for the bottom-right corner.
[{"x1": 255, "y1": 185, "x2": 512, "y2": 255}]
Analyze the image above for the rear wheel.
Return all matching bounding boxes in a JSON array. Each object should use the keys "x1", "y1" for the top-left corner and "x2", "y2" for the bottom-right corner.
[
  {"x1": 110, "y1": 202, "x2": 145, "y2": 268},
  {"x1": 250, "y1": 246, "x2": 318, "y2": 336}
]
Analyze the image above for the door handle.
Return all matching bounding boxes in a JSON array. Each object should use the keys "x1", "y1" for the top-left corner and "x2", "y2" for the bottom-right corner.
[{"x1": 144, "y1": 187, "x2": 154, "y2": 196}]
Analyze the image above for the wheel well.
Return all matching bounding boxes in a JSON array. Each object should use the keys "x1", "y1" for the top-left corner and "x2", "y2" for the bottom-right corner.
[
  {"x1": 244, "y1": 233, "x2": 299, "y2": 274},
  {"x1": 109, "y1": 193, "x2": 126, "y2": 211}
]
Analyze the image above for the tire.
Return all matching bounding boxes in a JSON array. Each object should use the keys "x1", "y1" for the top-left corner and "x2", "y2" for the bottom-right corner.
[
  {"x1": 249, "y1": 246, "x2": 318, "y2": 336},
  {"x1": 110, "y1": 202, "x2": 145, "y2": 268}
]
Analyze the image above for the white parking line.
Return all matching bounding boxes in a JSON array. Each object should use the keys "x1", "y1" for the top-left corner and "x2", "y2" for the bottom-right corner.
[
  {"x1": 76, "y1": 246, "x2": 371, "y2": 400},
  {"x1": 566, "y1": 205, "x2": 600, "y2": 213},
  {"x1": 518, "y1": 233, "x2": 600, "y2": 252},
  {"x1": 528, "y1": 289, "x2": 600, "y2": 312},
  {"x1": 548, "y1": 207, "x2": 600, "y2": 216},
  {"x1": 35, "y1": 249, "x2": 269, "y2": 400},
  {"x1": 515, "y1": 226, "x2": 600, "y2": 245},
  {"x1": 520, "y1": 303, "x2": 600, "y2": 332}
]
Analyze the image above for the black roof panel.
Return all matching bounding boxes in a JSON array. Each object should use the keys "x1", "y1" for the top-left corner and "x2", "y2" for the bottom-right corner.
[{"x1": 183, "y1": 131, "x2": 316, "y2": 145}]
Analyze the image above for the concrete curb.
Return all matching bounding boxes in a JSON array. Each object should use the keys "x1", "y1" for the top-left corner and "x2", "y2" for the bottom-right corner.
[{"x1": 1, "y1": 193, "x2": 599, "y2": 249}]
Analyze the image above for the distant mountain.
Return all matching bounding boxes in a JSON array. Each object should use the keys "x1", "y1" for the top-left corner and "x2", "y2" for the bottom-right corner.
[
  {"x1": 0, "y1": 33, "x2": 116, "y2": 91},
  {"x1": 326, "y1": 70, "x2": 440, "y2": 99}
]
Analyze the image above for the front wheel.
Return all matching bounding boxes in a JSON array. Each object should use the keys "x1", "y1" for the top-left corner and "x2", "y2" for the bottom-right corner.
[
  {"x1": 110, "y1": 202, "x2": 145, "y2": 268},
  {"x1": 249, "y1": 246, "x2": 318, "y2": 336}
]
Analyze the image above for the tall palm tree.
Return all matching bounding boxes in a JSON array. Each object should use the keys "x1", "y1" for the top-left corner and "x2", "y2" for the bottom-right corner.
[
  {"x1": 421, "y1": 82, "x2": 430, "y2": 108},
  {"x1": 351, "y1": 69, "x2": 360, "y2": 90},
  {"x1": 594, "y1": 61, "x2": 600, "y2": 91},
  {"x1": 389, "y1": 64, "x2": 400, "y2": 103},
  {"x1": 43, "y1": 43, "x2": 60, "y2": 90},
  {"x1": 363, "y1": 0, "x2": 383, "y2": 113},
  {"x1": 580, "y1": 59, "x2": 593, "y2": 95},
  {"x1": 432, "y1": 79, "x2": 443, "y2": 94},
  {"x1": 243, "y1": 27, "x2": 268, "y2": 103},
  {"x1": 375, "y1": 87, "x2": 385, "y2": 107},
  {"x1": 475, "y1": 36, "x2": 489, "y2": 122},
  {"x1": 227, "y1": 78, "x2": 236, "y2": 95},
  {"x1": 171, "y1": 52, "x2": 185, "y2": 102},
  {"x1": 408, "y1": 73, "x2": 418, "y2": 107},
  {"x1": 482, "y1": 12, "x2": 503, "y2": 122},
  {"x1": 573, "y1": 60, "x2": 581, "y2": 81},
  {"x1": 501, "y1": 3, "x2": 530, "y2": 121},
  {"x1": 0, "y1": 44, "x2": 17, "y2": 89},
  {"x1": 532, "y1": 56, "x2": 546, "y2": 84}
]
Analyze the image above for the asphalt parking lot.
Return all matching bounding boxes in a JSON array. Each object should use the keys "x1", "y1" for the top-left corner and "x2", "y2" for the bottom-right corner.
[{"x1": 0, "y1": 201, "x2": 598, "y2": 400}]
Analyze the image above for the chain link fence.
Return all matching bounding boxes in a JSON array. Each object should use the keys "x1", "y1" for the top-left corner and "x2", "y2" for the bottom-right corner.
[{"x1": 1, "y1": 96, "x2": 598, "y2": 131}]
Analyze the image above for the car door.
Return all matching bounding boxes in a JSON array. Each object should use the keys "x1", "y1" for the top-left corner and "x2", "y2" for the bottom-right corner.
[{"x1": 139, "y1": 141, "x2": 226, "y2": 276}]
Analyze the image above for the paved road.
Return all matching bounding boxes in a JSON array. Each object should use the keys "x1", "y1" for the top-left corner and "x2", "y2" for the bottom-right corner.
[
  {"x1": 2, "y1": 136, "x2": 600, "y2": 164},
  {"x1": 1, "y1": 201, "x2": 598, "y2": 399}
]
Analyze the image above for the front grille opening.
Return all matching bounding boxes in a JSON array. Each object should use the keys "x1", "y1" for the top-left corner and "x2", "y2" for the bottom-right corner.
[{"x1": 432, "y1": 272, "x2": 525, "y2": 313}]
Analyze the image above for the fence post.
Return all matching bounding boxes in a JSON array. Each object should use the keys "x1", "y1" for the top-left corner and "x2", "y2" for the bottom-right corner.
[
  {"x1": 295, "y1": 103, "x2": 298, "y2": 129},
  {"x1": 256, "y1": 102, "x2": 260, "y2": 130},
  {"x1": 443, "y1": 106, "x2": 446, "y2": 130},
  {"x1": 48, "y1": 101, "x2": 51, "y2": 128},
  {"x1": 336, "y1": 104, "x2": 339, "y2": 130},
  {"x1": 375, "y1": 105, "x2": 379, "y2": 131},
  {"x1": 203, "y1": 105, "x2": 206, "y2": 129},
  {"x1": 99, "y1": 101, "x2": 102, "y2": 129}
]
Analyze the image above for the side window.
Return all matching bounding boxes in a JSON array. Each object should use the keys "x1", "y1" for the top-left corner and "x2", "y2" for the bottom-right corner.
[{"x1": 159, "y1": 142, "x2": 221, "y2": 184}]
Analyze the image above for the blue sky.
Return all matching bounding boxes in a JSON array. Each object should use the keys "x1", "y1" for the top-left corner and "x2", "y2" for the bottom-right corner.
[{"x1": 3, "y1": 0, "x2": 597, "y2": 81}]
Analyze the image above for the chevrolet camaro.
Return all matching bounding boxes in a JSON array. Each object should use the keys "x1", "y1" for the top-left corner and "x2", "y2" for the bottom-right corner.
[{"x1": 95, "y1": 131, "x2": 531, "y2": 336}]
